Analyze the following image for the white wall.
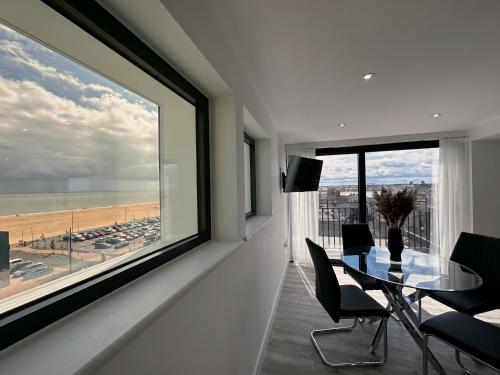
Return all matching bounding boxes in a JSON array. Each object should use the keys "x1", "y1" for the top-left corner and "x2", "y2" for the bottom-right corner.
[
  {"x1": 87, "y1": 222, "x2": 286, "y2": 375},
  {"x1": 469, "y1": 118, "x2": 500, "y2": 141},
  {"x1": 471, "y1": 139, "x2": 500, "y2": 237}
]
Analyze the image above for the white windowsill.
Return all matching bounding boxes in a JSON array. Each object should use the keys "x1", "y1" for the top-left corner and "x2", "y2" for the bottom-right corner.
[
  {"x1": 0, "y1": 239, "x2": 243, "y2": 375},
  {"x1": 245, "y1": 215, "x2": 273, "y2": 241}
]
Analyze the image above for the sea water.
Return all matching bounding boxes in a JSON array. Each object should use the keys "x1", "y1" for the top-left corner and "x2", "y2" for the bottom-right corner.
[{"x1": 0, "y1": 191, "x2": 160, "y2": 216}]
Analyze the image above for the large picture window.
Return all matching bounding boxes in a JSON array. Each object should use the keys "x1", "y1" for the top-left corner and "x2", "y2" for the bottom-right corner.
[
  {"x1": 0, "y1": 0, "x2": 210, "y2": 349},
  {"x1": 316, "y1": 141, "x2": 438, "y2": 253}
]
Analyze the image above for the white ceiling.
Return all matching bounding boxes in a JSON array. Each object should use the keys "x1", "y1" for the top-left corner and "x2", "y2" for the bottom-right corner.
[{"x1": 202, "y1": 0, "x2": 500, "y2": 143}]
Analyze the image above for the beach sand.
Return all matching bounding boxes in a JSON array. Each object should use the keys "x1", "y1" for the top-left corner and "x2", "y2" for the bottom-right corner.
[{"x1": 0, "y1": 202, "x2": 160, "y2": 244}]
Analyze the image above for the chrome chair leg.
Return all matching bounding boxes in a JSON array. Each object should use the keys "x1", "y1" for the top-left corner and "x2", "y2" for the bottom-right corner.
[
  {"x1": 423, "y1": 334, "x2": 428, "y2": 375},
  {"x1": 418, "y1": 299, "x2": 422, "y2": 324},
  {"x1": 370, "y1": 317, "x2": 389, "y2": 353},
  {"x1": 455, "y1": 349, "x2": 473, "y2": 375},
  {"x1": 311, "y1": 317, "x2": 388, "y2": 368}
]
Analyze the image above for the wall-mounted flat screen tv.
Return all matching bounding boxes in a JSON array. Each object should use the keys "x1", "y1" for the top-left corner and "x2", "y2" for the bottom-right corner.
[{"x1": 283, "y1": 155, "x2": 323, "y2": 192}]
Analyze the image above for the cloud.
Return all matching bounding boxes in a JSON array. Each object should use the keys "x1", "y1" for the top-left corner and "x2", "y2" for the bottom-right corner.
[
  {"x1": 0, "y1": 138, "x2": 13, "y2": 149},
  {"x1": 4, "y1": 154, "x2": 94, "y2": 179},
  {"x1": 0, "y1": 77, "x2": 159, "y2": 182},
  {"x1": 0, "y1": 23, "x2": 117, "y2": 96},
  {"x1": 318, "y1": 149, "x2": 439, "y2": 185},
  {"x1": 0, "y1": 22, "x2": 162, "y2": 193}
]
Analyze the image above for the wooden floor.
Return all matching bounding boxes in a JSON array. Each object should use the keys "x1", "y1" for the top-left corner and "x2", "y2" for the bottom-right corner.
[{"x1": 259, "y1": 263, "x2": 499, "y2": 375}]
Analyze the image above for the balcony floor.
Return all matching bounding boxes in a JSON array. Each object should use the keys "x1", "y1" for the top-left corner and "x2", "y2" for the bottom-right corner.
[{"x1": 260, "y1": 263, "x2": 499, "y2": 375}]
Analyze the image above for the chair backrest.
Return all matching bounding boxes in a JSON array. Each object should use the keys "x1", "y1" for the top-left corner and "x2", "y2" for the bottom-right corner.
[
  {"x1": 342, "y1": 224, "x2": 375, "y2": 251},
  {"x1": 306, "y1": 238, "x2": 341, "y2": 322},
  {"x1": 451, "y1": 232, "x2": 500, "y2": 289}
]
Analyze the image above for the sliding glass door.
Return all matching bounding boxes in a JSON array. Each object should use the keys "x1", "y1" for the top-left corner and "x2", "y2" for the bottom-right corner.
[{"x1": 317, "y1": 141, "x2": 439, "y2": 253}]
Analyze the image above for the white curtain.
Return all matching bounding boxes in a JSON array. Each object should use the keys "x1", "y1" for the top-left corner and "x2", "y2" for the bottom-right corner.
[
  {"x1": 438, "y1": 137, "x2": 472, "y2": 259},
  {"x1": 287, "y1": 147, "x2": 319, "y2": 265},
  {"x1": 430, "y1": 148, "x2": 440, "y2": 254}
]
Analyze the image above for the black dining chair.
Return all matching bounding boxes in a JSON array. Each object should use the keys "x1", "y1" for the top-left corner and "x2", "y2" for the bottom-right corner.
[
  {"x1": 428, "y1": 232, "x2": 500, "y2": 371},
  {"x1": 341, "y1": 224, "x2": 380, "y2": 291},
  {"x1": 306, "y1": 238, "x2": 389, "y2": 368},
  {"x1": 429, "y1": 232, "x2": 500, "y2": 315},
  {"x1": 420, "y1": 312, "x2": 500, "y2": 375}
]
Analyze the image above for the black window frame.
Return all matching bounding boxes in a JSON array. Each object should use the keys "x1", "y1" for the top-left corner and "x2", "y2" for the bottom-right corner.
[
  {"x1": 244, "y1": 132, "x2": 257, "y2": 220},
  {"x1": 316, "y1": 140, "x2": 439, "y2": 223},
  {"x1": 0, "y1": 0, "x2": 211, "y2": 351}
]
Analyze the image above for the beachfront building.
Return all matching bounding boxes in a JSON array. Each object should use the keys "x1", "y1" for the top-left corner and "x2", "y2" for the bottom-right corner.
[{"x1": 0, "y1": 2, "x2": 500, "y2": 375}]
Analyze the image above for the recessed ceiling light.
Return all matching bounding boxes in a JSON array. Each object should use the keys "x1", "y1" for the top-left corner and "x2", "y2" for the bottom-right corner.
[
  {"x1": 432, "y1": 113, "x2": 442, "y2": 118},
  {"x1": 21, "y1": 128, "x2": 28, "y2": 132},
  {"x1": 338, "y1": 123, "x2": 346, "y2": 127},
  {"x1": 65, "y1": 122, "x2": 71, "y2": 125},
  {"x1": 362, "y1": 72, "x2": 375, "y2": 81}
]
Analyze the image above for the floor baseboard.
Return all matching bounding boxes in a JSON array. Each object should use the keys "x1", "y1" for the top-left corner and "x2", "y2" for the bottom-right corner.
[{"x1": 252, "y1": 259, "x2": 289, "y2": 375}]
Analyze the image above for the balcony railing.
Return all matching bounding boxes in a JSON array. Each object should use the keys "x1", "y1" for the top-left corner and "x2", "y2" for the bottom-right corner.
[{"x1": 319, "y1": 200, "x2": 434, "y2": 252}]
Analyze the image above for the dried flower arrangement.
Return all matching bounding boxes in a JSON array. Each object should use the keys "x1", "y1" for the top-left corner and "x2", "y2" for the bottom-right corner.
[{"x1": 372, "y1": 187, "x2": 418, "y2": 229}]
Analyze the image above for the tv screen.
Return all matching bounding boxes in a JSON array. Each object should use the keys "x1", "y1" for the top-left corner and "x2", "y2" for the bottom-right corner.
[{"x1": 284, "y1": 155, "x2": 323, "y2": 192}]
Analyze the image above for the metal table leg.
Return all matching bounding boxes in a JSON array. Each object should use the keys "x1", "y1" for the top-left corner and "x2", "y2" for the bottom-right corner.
[{"x1": 371, "y1": 283, "x2": 446, "y2": 374}]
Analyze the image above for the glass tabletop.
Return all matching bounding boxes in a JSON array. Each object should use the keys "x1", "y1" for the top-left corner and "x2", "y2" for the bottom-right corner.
[{"x1": 341, "y1": 246, "x2": 483, "y2": 292}]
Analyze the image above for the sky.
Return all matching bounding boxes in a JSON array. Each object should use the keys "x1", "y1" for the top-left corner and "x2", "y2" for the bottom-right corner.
[
  {"x1": 0, "y1": 23, "x2": 159, "y2": 194},
  {"x1": 318, "y1": 148, "x2": 439, "y2": 186}
]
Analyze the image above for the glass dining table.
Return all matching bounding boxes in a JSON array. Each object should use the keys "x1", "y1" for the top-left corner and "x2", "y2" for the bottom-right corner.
[{"x1": 341, "y1": 246, "x2": 482, "y2": 373}]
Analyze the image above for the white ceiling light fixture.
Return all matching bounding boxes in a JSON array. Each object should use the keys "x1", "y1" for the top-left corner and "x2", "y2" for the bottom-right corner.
[
  {"x1": 362, "y1": 72, "x2": 375, "y2": 81},
  {"x1": 432, "y1": 113, "x2": 442, "y2": 118},
  {"x1": 338, "y1": 123, "x2": 346, "y2": 127}
]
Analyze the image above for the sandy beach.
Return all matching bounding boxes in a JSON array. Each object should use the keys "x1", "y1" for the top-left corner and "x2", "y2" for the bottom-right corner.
[{"x1": 0, "y1": 202, "x2": 160, "y2": 244}]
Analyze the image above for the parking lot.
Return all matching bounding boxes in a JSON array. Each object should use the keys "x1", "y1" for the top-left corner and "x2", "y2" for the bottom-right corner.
[
  {"x1": 62, "y1": 216, "x2": 161, "y2": 254},
  {"x1": 0, "y1": 217, "x2": 161, "y2": 299}
]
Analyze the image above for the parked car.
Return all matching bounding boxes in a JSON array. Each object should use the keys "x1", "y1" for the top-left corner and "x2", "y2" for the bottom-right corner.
[
  {"x1": 9, "y1": 258, "x2": 23, "y2": 266},
  {"x1": 23, "y1": 265, "x2": 53, "y2": 280},
  {"x1": 10, "y1": 260, "x2": 32, "y2": 274},
  {"x1": 114, "y1": 241, "x2": 129, "y2": 249},
  {"x1": 95, "y1": 242, "x2": 112, "y2": 249},
  {"x1": 13, "y1": 262, "x2": 45, "y2": 278}
]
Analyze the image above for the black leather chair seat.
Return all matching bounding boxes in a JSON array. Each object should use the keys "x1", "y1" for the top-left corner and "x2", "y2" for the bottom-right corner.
[
  {"x1": 339, "y1": 285, "x2": 390, "y2": 318},
  {"x1": 420, "y1": 312, "x2": 500, "y2": 370},
  {"x1": 430, "y1": 288, "x2": 500, "y2": 316}
]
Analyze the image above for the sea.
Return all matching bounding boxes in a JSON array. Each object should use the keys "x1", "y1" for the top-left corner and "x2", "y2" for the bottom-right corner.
[
  {"x1": 0, "y1": 191, "x2": 160, "y2": 216},
  {"x1": 319, "y1": 175, "x2": 436, "y2": 186}
]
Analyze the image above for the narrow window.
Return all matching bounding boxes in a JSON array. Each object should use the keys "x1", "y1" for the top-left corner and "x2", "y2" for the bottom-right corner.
[{"x1": 244, "y1": 132, "x2": 257, "y2": 219}]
